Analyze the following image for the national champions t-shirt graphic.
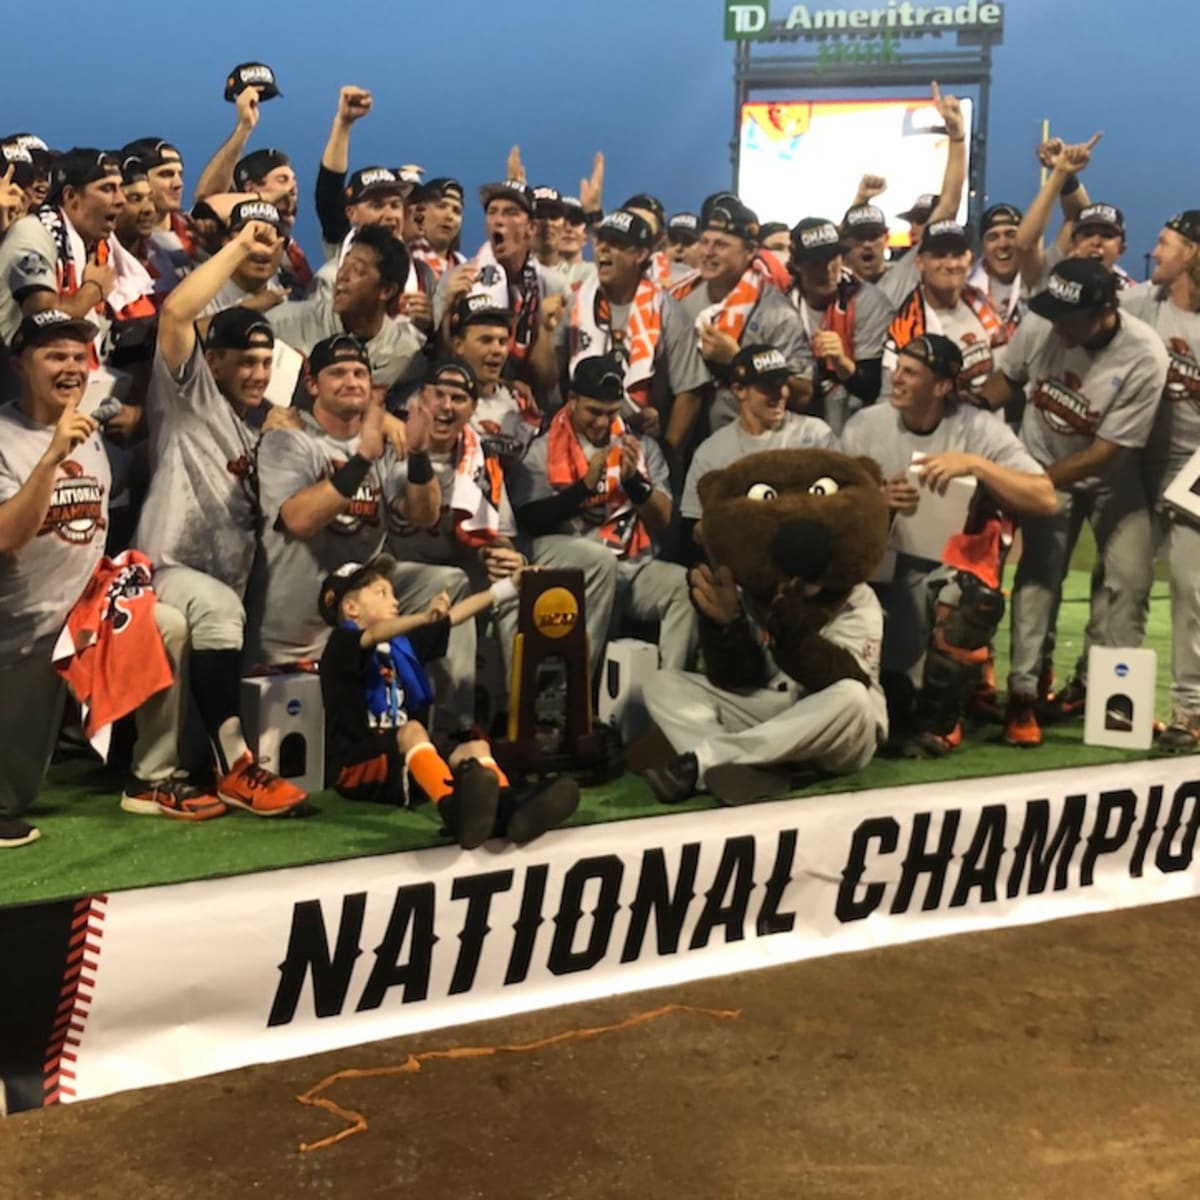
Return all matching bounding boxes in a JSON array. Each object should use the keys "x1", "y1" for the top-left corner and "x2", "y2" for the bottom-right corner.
[
  {"x1": 38, "y1": 460, "x2": 106, "y2": 545},
  {"x1": 1032, "y1": 370, "x2": 1101, "y2": 436},
  {"x1": 1166, "y1": 338, "x2": 1200, "y2": 410}
]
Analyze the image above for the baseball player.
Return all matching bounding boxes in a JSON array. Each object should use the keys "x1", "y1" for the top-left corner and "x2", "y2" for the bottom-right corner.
[
  {"x1": 679, "y1": 344, "x2": 835, "y2": 564},
  {"x1": 1120, "y1": 211, "x2": 1200, "y2": 749},
  {"x1": 672, "y1": 197, "x2": 814, "y2": 438},
  {"x1": 133, "y1": 215, "x2": 314, "y2": 816},
  {"x1": 510, "y1": 353, "x2": 698, "y2": 680},
  {"x1": 980, "y1": 259, "x2": 1168, "y2": 747},
  {"x1": 0, "y1": 311, "x2": 197, "y2": 846},
  {"x1": 245, "y1": 334, "x2": 441, "y2": 668},
  {"x1": 787, "y1": 217, "x2": 891, "y2": 433},
  {"x1": 841, "y1": 334, "x2": 1055, "y2": 756}
]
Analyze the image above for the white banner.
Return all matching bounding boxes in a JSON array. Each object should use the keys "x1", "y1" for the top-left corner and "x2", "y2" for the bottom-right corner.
[{"x1": 67, "y1": 758, "x2": 1200, "y2": 1102}]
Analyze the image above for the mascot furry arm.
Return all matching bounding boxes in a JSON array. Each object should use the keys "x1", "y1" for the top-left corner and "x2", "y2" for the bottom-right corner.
[{"x1": 692, "y1": 448, "x2": 890, "y2": 695}]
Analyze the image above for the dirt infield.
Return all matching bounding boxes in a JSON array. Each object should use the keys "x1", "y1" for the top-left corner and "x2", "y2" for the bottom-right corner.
[{"x1": 5, "y1": 897, "x2": 1200, "y2": 1200}]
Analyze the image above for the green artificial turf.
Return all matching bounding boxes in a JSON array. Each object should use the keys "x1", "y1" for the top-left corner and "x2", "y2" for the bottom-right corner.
[{"x1": 0, "y1": 569, "x2": 1182, "y2": 910}]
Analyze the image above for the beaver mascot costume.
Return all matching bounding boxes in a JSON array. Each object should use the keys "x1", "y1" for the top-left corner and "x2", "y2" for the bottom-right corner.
[{"x1": 642, "y1": 448, "x2": 891, "y2": 805}]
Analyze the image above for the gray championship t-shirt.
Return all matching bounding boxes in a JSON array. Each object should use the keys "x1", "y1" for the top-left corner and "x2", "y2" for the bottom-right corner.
[
  {"x1": 432, "y1": 254, "x2": 569, "y2": 328},
  {"x1": 246, "y1": 411, "x2": 406, "y2": 665},
  {"x1": 876, "y1": 254, "x2": 921, "y2": 309},
  {"x1": 1121, "y1": 280, "x2": 1200, "y2": 494},
  {"x1": 0, "y1": 403, "x2": 111, "y2": 665},
  {"x1": 680, "y1": 412, "x2": 837, "y2": 520},
  {"x1": 558, "y1": 287, "x2": 711, "y2": 400},
  {"x1": 675, "y1": 282, "x2": 814, "y2": 431},
  {"x1": 472, "y1": 383, "x2": 538, "y2": 461},
  {"x1": 0, "y1": 216, "x2": 59, "y2": 345},
  {"x1": 998, "y1": 310, "x2": 1169, "y2": 489},
  {"x1": 509, "y1": 428, "x2": 670, "y2": 565},
  {"x1": 134, "y1": 344, "x2": 261, "y2": 593},
  {"x1": 266, "y1": 296, "x2": 425, "y2": 391},
  {"x1": 841, "y1": 398, "x2": 1044, "y2": 483},
  {"x1": 385, "y1": 440, "x2": 517, "y2": 568}
]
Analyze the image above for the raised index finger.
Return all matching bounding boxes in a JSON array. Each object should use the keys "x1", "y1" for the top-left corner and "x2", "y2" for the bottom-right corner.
[
  {"x1": 930, "y1": 80, "x2": 942, "y2": 105},
  {"x1": 1085, "y1": 131, "x2": 1103, "y2": 150}
]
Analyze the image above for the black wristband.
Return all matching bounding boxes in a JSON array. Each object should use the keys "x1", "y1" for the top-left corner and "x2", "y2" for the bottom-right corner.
[
  {"x1": 624, "y1": 472, "x2": 653, "y2": 505},
  {"x1": 1060, "y1": 174, "x2": 1081, "y2": 195},
  {"x1": 583, "y1": 209, "x2": 603, "y2": 228},
  {"x1": 331, "y1": 453, "x2": 371, "y2": 499},
  {"x1": 407, "y1": 450, "x2": 434, "y2": 485}
]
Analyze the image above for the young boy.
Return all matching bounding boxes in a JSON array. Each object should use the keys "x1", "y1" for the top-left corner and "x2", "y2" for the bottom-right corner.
[{"x1": 318, "y1": 555, "x2": 579, "y2": 847}]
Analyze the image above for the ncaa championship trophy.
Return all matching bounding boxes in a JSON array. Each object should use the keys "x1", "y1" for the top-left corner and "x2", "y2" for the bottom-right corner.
[{"x1": 493, "y1": 569, "x2": 619, "y2": 780}]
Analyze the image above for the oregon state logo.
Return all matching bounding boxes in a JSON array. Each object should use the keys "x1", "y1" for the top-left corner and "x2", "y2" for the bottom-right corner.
[
  {"x1": 1166, "y1": 338, "x2": 1200, "y2": 410},
  {"x1": 1032, "y1": 370, "x2": 1099, "y2": 436},
  {"x1": 958, "y1": 331, "x2": 993, "y2": 390},
  {"x1": 532, "y1": 586, "x2": 579, "y2": 640},
  {"x1": 39, "y1": 460, "x2": 105, "y2": 545}
]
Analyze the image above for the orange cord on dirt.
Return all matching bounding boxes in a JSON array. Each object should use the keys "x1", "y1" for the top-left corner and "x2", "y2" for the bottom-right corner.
[{"x1": 295, "y1": 1002, "x2": 741, "y2": 1154}]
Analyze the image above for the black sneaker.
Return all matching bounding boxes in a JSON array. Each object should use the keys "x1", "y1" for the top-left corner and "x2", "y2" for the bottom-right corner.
[
  {"x1": 506, "y1": 777, "x2": 581, "y2": 845},
  {"x1": 642, "y1": 753, "x2": 700, "y2": 805},
  {"x1": 705, "y1": 764, "x2": 791, "y2": 806},
  {"x1": 444, "y1": 760, "x2": 501, "y2": 850},
  {"x1": 0, "y1": 818, "x2": 41, "y2": 849}
]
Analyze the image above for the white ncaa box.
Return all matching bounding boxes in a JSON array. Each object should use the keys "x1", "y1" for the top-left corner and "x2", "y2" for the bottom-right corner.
[
  {"x1": 598, "y1": 638, "x2": 661, "y2": 744},
  {"x1": 1083, "y1": 647, "x2": 1157, "y2": 751},
  {"x1": 240, "y1": 674, "x2": 326, "y2": 793}
]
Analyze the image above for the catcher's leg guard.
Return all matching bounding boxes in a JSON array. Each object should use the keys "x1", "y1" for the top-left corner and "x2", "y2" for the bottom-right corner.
[{"x1": 914, "y1": 573, "x2": 1006, "y2": 737}]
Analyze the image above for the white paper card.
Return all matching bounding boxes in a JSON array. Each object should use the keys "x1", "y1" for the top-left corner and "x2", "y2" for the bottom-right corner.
[
  {"x1": 889, "y1": 457, "x2": 977, "y2": 562},
  {"x1": 1164, "y1": 446, "x2": 1200, "y2": 524},
  {"x1": 264, "y1": 340, "x2": 304, "y2": 409}
]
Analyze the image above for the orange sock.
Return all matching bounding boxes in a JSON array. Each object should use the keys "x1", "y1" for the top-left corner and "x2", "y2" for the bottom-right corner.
[
  {"x1": 477, "y1": 755, "x2": 509, "y2": 789},
  {"x1": 405, "y1": 742, "x2": 454, "y2": 804}
]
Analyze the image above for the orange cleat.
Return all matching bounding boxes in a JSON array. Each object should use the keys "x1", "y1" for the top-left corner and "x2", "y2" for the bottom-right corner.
[
  {"x1": 216, "y1": 754, "x2": 307, "y2": 817},
  {"x1": 1004, "y1": 694, "x2": 1043, "y2": 748},
  {"x1": 121, "y1": 776, "x2": 227, "y2": 822}
]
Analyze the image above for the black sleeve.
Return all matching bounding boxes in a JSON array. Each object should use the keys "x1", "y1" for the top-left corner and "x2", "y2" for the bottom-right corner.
[
  {"x1": 315, "y1": 164, "x2": 350, "y2": 247},
  {"x1": 842, "y1": 356, "x2": 882, "y2": 405},
  {"x1": 698, "y1": 615, "x2": 771, "y2": 691},
  {"x1": 408, "y1": 618, "x2": 451, "y2": 665},
  {"x1": 514, "y1": 480, "x2": 592, "y2": 538}
]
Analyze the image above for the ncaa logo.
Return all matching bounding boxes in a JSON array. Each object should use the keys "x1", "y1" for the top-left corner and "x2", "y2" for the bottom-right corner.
[
  {"x1": 287, "y1": 699, "x2": 302, "y2": 716},
  {"x1": 1114, "y1": 663, "x2": 1129, "y2": 679}
]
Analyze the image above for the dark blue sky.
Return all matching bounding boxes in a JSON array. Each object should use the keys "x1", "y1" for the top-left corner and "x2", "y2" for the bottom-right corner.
[{"x1": 7, "y1": 0, "x2": 1192, "y2": 274}]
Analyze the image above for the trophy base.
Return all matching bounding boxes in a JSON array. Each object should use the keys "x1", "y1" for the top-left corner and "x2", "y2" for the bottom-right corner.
[{"x1": 492, "y1": 726, "x2": 624, "y2": 786}]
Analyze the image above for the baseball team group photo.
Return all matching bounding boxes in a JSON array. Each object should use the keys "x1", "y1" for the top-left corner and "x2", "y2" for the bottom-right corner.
[{"x1": 2, "y1": 2, "x2": 1200, "y2": 1196}]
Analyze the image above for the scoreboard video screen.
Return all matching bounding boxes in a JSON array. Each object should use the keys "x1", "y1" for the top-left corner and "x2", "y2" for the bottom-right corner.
[{"x1": 736, "y1": 96, "x2": 974, "y2": 246}]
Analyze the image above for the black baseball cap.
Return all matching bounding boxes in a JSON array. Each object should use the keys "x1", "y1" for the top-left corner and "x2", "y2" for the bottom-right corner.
[
  {"x1": 897, "y1": 334, "x2": 963, "y2": 381},
  {"x1": 225, "y1": 62, "x2": 282, "y2": 103},
  {"x1": 561, "y1": 194, "x2": 585, "y2": 222},
  {"x1": 425, "y1": 358, "x2": 478, "y2": 401},
  {"x1": 703, "y1": 198, "x2": 760, "y2": 243},
  {"x1": 345, "y1": 166, "x2": 408, "y2": 205},
  {"x1": 205, "y1": 307, "x2": 275, "y2": 352},
  {"x1": 622, "y1": 193, "x2": 666, "y2": 234},
  {"x1": 1166, "y1": 211, "x2": 1200, "y2": 246},
  {"x1": 2, "y1": 142, "x2": 37, "y2": 187},
  {"x1": 49, "y1": 149, "x2": 121, "y2": 200},
  {"x1": 759, "y1": 221, "x2": 790, "y2": 242},
  {"x1": 570, "y1": 354, "x2": 626, "y2": 402},
  {"x1": 700, "y1": 191, "x2": 739, "y2": 224},
  {"x1": 4, "y1": 133, "x2": 53, "y2": 175},
  {"x1": 1028, "y1": 258, "x2": 1119, "y2": 321},
  {"x1": 919, "y1": 219, "x2": 971, "y2": 254},
  {"x1": 12, "y1": 309, "x2": 98, "y2": 354},
  {"x1": 479, "y1": 179, "x2": 534, "y2": 216},
  {"x1": 533, "y1": 185, "x2": 565, "y2": 219},
  {"x1": 227, "y1": 198, "x2": 282, "y2": 232},
  {"x1": 790, "y1": 217, "x2": 845, "y2": 262},
  {"x1": 120, "y1": 138, "x2": 181, "y2": 170},
  {"x1": 981, "y1": 203, "x2": 1022, "y2": 233},
  {"x1": 451, "y1": 294, "x2": 513, "y2": 335},
  {"x1": 119, "y1": 154, "x2": 149, "y2": 186},
  {"x1": 841, "y1": 204, "x2": 889, "y2": 239},
  {"x1": 234, "y1": 149, "x2": 290, "y2": 191},
  {"x1": 595, "y1": 209, "x2": 654, "y2": 251},
  {"x1": 730, "y1": 344, "x2": 791, "y2": 385},
  {"x1": 422, "y1": 177, "x2": 464, "y2": 204},
  {"x1": 319, "y1": 555, "x2": 397, "y2": 626},
  {"x1": 1074, "y1": 203, "x2": 1125, "y2": 238},
  {"x1": 667, "y1": 212, "x2": 699, "y2": 244},
  {"x1": 308, "y1": 333, "x2": 370, "y2": 376},
  {"x1": 898, "y1": 193, "x2": 938, "y2": 222}
]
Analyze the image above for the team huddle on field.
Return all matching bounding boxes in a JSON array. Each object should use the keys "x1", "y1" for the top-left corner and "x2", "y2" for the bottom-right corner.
[{"x1": 0, "y1": 69, "x2": 1196, "y2": 851}]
